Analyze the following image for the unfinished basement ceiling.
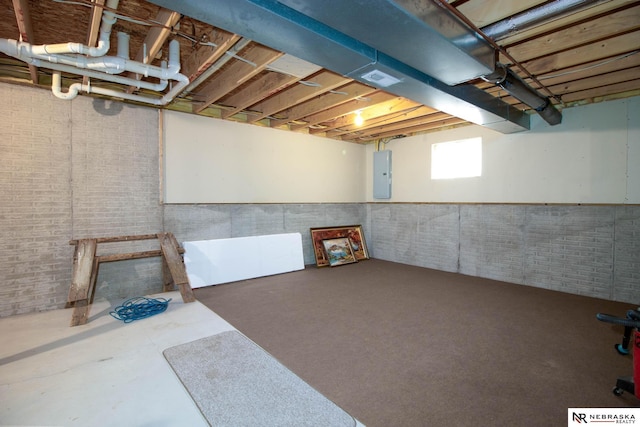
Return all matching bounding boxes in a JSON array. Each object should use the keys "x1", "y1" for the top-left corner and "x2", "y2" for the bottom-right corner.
[{"x1": 0, "y1": 0, "x2": 638, "y2": 143}]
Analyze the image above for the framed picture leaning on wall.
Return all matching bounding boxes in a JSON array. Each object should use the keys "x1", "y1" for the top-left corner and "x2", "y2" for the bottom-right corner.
[
  {"x1": 322, "y1": 237, "x2": 357, "y2": 267},
  {"x1": 310, "y1": 225, "x2": 369, "y2": 267}
]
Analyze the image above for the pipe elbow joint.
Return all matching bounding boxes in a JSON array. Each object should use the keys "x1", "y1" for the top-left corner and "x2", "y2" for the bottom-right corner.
[
  {"x1": 51, "y1": 72, "x2": 81, "y2": 100},
  {"x1": 86, "y1": 40, "x2": 110, "y2": 57},
  {"x1": 160, "y1": 64, "x2": 181, "y2": 80},
  {"x1": 0, "y1": 38, "x2": 20, "y2": 57},
  {"x1": 537, "y1": 100, "x2": 563, "y2": 126},
  {"x1": 102, "y1": 12, "x2": 117, "y2": 27}
]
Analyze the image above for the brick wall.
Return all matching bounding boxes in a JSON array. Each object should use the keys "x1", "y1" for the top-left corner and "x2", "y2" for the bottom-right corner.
[
  {"x1": 70, "y1": 97, "x2": 163, "y2": 302},
  {"x1": 0, "y1": 85, "x2": 162, "y2": 316},
  {"x1": 0, "y1": 85, "x2": 73, "y2": 315}
]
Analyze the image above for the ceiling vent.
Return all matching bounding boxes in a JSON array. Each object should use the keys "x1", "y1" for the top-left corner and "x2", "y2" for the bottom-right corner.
[{"x1": 147, "y1": 0, "x2": 531, "y2": 133}]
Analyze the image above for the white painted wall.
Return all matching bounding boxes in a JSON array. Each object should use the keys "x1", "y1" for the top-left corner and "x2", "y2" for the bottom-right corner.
[
  {"x1": 164, "y1": 111, "x2": 366, "y2": 203},
  {"x1": 366, "y1": 97, "x2": 640, "y2": 203},
  {"x1": 163, "y1": 97, "x2": 639, "y2": 204}
]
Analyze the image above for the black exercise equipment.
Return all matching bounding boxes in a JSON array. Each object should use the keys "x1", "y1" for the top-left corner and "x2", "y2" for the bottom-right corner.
[{"x1": 596, "y1": 308, "x2": 640, "y2": 398}]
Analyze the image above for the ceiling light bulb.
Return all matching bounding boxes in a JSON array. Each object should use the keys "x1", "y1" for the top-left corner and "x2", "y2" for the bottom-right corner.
[{"x1": 354, "y1": 111, "x2": 364, "y2": 126}]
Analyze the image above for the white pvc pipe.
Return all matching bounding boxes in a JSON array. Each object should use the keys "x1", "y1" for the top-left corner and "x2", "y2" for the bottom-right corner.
[
  {"x1": 1, "y1": 37, "x2": 181, "y2": 79},
  {"x1": 29, "y1": 57, "x2": 169, "y2": 92},
  {"x1": 117, "y1": 32, "x2": 130, "y2": 59},
  {"x1": 51, "y1": 72, "x2": 80, "y2": 100},
  {"x1": 30, "y1": 0, "x2": 120, "y2": 57},
  {"x1": 0, "y1": 0, "x2": 188, "y2": 106},
  {"x1": 52, "y1": 68, "x2": 188, "y2": 106},
  {"x1": 74, "y1": 72, "x2": 189, "y2": 106}
]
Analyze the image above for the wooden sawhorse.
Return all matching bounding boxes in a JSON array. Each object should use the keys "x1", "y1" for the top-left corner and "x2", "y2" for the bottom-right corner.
[{"x1": 66, "y1": 232, "x2": 195, "y2": 326}]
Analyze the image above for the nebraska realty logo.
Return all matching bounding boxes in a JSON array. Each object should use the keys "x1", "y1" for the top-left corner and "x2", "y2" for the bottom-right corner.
[{"x1": 569, "y1": 408, "x2": 639, "y2": 424}]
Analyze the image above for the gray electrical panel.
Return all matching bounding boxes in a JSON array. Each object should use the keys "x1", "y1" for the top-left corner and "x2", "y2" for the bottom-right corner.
[{"x1": 373, "y1": 150, "x2": 392, "y2": 199}]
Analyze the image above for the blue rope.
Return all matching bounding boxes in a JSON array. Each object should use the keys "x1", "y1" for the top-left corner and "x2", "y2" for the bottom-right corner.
[{"x1": 110, "y1": 296, "x2": 172, "y2": 323}]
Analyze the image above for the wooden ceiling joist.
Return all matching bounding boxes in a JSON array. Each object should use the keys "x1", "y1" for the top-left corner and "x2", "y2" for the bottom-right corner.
[
  {"x1": 11, "y1": 0, "x2": 38, "y2": 84},
  {"x1": 193, "y1": 43, "x2": 283, "y2": 114},
  {"x1": 125, "y1": 9, "x2": 181, "y2": 93},
  {"x1": 505, "y1": 5, "x2": 640, "y2": 62},
  {"x1": 0, "y1": 0, "x2": 637, "y2": 143},
  {"x1": 289, "y1": 91, "x2": 398, "y2": 132},
  {"x1": 561, "y1": 78, "x2": 640, "y2": 103},
  {"x1": 315, "y1": 98, "x2": 426, "y2": 136},
  {"x1": 247, "y1": 70, "x2": 351, "y2": 123},
  {"x1": 346, "y1": 117, "x2": 469, "y2": 142},
  {"x1": 269, "y1": 81, "x2": 377, "y2": 128},
  {"x1": 520, "y1": 31, "x2": 640, "y2": 75},
  {"x1": 331, "y1": 106, "x2": 443, "y2": 140},
  {"x1": 81, "y1": 0, "x2": 105, "y2": 86},
  {"x1": 221, "y1": 71, "x2": 302, "y2": 119},
  {"x1": 182, "y1": 31, "x2": 242, "y2": 81}
]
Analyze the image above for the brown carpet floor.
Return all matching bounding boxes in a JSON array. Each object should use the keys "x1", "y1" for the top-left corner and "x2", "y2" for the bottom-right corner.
[{"x1": 194, "y1": 259, "x2": 639, "y2": 427}]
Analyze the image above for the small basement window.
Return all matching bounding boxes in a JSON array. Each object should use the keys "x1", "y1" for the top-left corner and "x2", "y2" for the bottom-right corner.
[{"x1": 431, "y1": 137, "x2": 482, "y2": 179}]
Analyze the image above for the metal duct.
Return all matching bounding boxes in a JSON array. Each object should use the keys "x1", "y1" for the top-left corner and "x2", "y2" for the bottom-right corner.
[
  {"x1": 463, "y1": 0, "x2": 605, "y2": 126},
  {"x1": 148, "y1": 0, "x2": 529, "y2": 133},
  {"x1": 482, "y1": 64, "x2": 562, "y2": 126},
  {"x1": 279, "y1": 0, "x2": 563, "y2": 126},
  {"x1": 276, "y1": 0, "x2": 495, "y2": 85},
  {"x1": 476, "y1": 0, "x2": 606, "y2": 126},
  {"x1": 434, "y1": 0, "x2": 566, "y2": 126},
  {"x1": 482, "y1": 0, "x2": 607, "y2": 41}
]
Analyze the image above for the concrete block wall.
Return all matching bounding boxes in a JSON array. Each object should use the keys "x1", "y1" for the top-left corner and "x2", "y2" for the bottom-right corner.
[
  {"x1": 164, "y1": 203, "x2": 368, "y2": 266},
  {"x1": 522, "y1": 206, "x2": 614, "y2": 298},
  {"x1": 368, "y1": 203, "x2": 640, "y2": 303},
  {"x1": 369, "y1": 204, "x2": 459, "y2": 272},
  {"x1": 614, "y1": 207, "x2": 640, "y2": 302},
  {"x1": 460, "y1": 204, "x2": 525, "y2": 285}
]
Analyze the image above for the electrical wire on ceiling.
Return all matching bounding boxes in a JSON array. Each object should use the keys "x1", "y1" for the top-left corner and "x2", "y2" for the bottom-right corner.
[
  {"x1": 539, "y1": 50, "x2": 640, "y2": 80},
  {"x1": 298, "y1": 80, "x2": 322, "y2": 87}
]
